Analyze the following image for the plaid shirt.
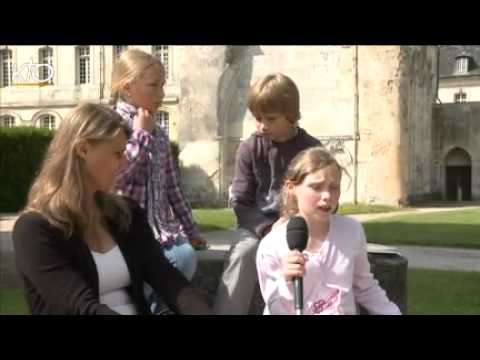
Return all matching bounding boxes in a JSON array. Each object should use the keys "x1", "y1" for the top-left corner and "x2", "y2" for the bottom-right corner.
[{"x1": 113, "y1": 100, "x2": 198, "y2": 247}]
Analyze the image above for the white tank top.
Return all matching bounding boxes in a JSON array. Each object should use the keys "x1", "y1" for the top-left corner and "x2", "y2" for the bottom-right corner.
[{"x1": 91, "y1": 245, "x2": 138, "y2": 315}]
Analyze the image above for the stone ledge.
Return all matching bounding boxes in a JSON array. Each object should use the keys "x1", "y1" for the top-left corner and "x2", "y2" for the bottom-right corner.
[
  {"x1": 1, "y1": 230, "x2": 408, "y2": 314},
  {"x1": 192, "y1": 231, "x2": 408, "y2": 315}
]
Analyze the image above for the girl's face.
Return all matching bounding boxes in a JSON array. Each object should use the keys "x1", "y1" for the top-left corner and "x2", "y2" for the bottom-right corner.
[
  {"x1": 79, "y1": 131, "x2": 128, "y2": 194},
  {"x1": 125, "y1": 64, "x2": 165, "y2": 113},
  {"x1": 291, "y1": 164, "x2": 341, "y2": 223}
]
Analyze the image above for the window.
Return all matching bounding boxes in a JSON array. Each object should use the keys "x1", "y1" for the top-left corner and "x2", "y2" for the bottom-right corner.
[
  {"x1": 113, "y1": 45, "x2": 128, "y2": 59},
  {"x1": 0, "y1": 115, "x2": 15, "y2": 127},
  {"x1": 454, "y1": 89, "x2": 467, "y2": 103},
  {"x1": 456, "y1": 57, "x2": 469, "y2": 74},
  {"x1": 152, "y1": 45, "x2": 169, "y2": 79},
  {"x1": 155, "y1": 111, "x2": 169, "y2": 137},
  {"x1": 76, "y1": 46, "x2": 90, "y2": 84},
  {"x1": 39, "y1": 115, "x2": 56, "y2": 130},
  {"x1": 39, "y1": 46, "x2": 54, "y2": 84},
  {"x1": 0, "y1": 49, "x2": 13, "y2": 87}
]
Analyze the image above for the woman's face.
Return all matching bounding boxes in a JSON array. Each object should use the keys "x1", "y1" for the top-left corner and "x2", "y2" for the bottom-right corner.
[{"x1": 80, "y1": 130, "x2": 128, "y2": 194}]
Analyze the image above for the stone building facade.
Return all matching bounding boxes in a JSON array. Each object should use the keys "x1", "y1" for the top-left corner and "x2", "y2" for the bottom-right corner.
[{"x1": 2, "y1": 45, "x2": 453, "y2": 206}]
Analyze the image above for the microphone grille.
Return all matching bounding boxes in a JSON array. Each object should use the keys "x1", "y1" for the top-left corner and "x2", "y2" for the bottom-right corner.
[{"x1": 286, "y1": 216, "x2": 308, "y2": 251}]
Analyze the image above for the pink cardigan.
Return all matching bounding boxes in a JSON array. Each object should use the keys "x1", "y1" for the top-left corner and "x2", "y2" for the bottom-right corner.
[{"x1": 256, "y1": 215, "x2": 402, "y2": 315}]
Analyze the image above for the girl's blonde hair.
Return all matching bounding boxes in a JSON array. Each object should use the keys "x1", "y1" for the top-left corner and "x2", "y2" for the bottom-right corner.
[
  {"x1": 110, "y1": 48, "x2": 164, "y2": 104},
  {"x1": 24, "y1": 102, "x2": 132, "y2": 236},
  {"x1": 247, "y1": 73, "x2": 301, "y2": 123},
  {"x1": 280, "y1": 146, "x2": 345, "y2": 218}
]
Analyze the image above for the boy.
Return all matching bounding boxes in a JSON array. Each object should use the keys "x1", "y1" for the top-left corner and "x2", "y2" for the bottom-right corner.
[{"x1": 214, "y1": 73, "x2": 321, "y2": 314}]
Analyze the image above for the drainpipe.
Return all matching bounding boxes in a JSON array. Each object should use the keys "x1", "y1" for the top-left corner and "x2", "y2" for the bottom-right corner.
[
  {"x1": 436, "y1": 45, "x2": 441, "y2": 104},
  {"x1": 218, "y1": 46, "x2": 230, "y2": 205},
  {"x1": 353, "y1": 45, "x2": 360, "y2": 204},
  {"x1": 99, "y1": 45, "x2": 105, "y2": 103}
]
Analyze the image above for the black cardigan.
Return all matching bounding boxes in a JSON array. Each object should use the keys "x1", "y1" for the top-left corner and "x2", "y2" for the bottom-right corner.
[{"x1": 12, "y1": 198, "x2": 211, "y2": 315}]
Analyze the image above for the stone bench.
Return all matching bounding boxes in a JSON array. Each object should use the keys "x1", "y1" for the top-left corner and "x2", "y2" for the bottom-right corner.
[
  {"x1": 192, "y1": 231, "x2": 408, "y2": 315},
  {"x1": 1, "y1": 229, "x2": 408, "y2": 314}
]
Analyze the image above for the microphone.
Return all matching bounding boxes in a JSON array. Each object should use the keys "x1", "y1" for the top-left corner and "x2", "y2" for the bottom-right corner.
[{"x1": 286, "y1": 216, "x2": 308, "y2": 315}]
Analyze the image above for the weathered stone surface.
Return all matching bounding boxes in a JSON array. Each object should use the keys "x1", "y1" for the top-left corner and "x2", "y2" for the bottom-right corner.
[
  {"x1": 366, "y1": 253, "x2": 408, "y2": 314},
  {"x1": 0, "y1": 250, "x2": 21, "y2": 289},
  {"x1": 2, "y1": 230, "x2": 408, "y2": 315},
  {"x1": 192, "y1": 243, "x2": 408, "y2": 315},
  {"x1": 175, "y1": 46, "x2": 438, "y2": 207},
  {"x1": 432, "y1": 102, "x2": 480, "y2": 200}
]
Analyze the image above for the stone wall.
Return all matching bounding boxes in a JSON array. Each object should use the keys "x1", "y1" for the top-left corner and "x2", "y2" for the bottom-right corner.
[
  {"x1": 400, "y1": 46, "x2": 438, "y2": 204},
  {"x1": 176, "y1": 46, "x2": 438, "y2": 206},
  {"x1": 432, "y1": 102, "x2": 480, "y2": 200}
]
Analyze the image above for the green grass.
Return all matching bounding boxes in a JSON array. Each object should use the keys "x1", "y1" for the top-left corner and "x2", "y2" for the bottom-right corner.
[
  {"x1": 2, "y1": 269, "x2": 480, "y2": 315},
  {"x1": 193, "y1": 209, "x2": 236, "y2": 232},
  {"x1": 339, "y1": 203, "x2": 399, "y2": 215},
  {"x1": 0, "y1": 288, "x2": 28, "y2": 315},
  {"x1": 364, "y1": 209, "x2": 480, "y2": 249},
  {"x1": 408, "y1": 268, "x2": 480, "y2": 314},
  {"x1": 193, "y1": 203, "x2": 400, "y2": 233}
]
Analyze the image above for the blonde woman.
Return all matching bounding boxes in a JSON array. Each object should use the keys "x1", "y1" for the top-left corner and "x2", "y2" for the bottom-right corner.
[{"x1": 12, "y1": 103, "x2": 211, "y2": 315}]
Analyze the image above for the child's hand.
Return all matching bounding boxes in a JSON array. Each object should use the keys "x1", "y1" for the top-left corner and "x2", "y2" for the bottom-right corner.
[
  {"x1": 281, "y1": 250, "x2": 308, "y2": 282},
  {"x1": 133, "y1": 107, "x2": 155, "y2": 132},
  {"x1": 190, "y1": 234, "x2": 208, "y2": 250}
]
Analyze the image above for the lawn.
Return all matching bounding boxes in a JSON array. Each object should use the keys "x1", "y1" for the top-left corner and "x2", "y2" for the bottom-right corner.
[
  {"x1": 193, "y1": 208, "x2": 236, "y2": 232},
  {"x1": 338, "y1": 203, "x2": 398, "y2": 215},
  {"x1": 3, "y1": 268, "x2": 480, "y2": 315},
  {"x1": 0, "y1": 288, "x2": 28, "y2": 315},
  {"x1": 194, "y1": 207, "x2": 480, "y2": 249},
  {"x1": 407, "y1": 269, "x2": 480, "y2": 315},
  {"x1": 193, "y1": 203, "x2": 400, "y2": 233},
  {"x1": 364, "y1": 209, "x2": 480, "y2": 249}
]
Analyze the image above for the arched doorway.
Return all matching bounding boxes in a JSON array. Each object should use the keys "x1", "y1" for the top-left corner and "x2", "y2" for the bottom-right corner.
[{"x1": 445, "y1": 147, "x2": 472, "y2": 201}]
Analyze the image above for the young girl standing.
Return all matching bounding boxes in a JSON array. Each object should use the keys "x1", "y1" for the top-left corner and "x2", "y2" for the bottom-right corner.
[
  {"x1": 111, "y1": 49, "x2": 207, "y2": 285},
  {"x1": 256, "y1": 146, "x2": 401, "y2": 315}
]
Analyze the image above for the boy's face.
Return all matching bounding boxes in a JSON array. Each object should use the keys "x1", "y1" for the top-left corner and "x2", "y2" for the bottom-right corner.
[{"x1": 253, "y1": 112, "x2": 296, "y2": 142}]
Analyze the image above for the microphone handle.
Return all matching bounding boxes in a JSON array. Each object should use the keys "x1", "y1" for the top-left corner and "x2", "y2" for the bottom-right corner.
[{"x1": 293, "y1": 276, "x2": 303, "y2": 315}]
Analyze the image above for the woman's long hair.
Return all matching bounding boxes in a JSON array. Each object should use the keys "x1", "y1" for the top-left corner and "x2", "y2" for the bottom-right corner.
[{"x1": 24, "y1": 102, "x2": 132, "y2": 237}]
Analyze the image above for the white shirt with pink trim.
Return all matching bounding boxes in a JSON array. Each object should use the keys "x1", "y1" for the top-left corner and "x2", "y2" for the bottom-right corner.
[{"x1": 256, "y1": 214, "x2": 402, "y2": 315}]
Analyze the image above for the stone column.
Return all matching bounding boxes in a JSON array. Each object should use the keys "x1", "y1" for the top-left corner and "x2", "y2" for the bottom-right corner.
[{"x1": 176, "y1": 46, "x2": 228, "y2": 206}]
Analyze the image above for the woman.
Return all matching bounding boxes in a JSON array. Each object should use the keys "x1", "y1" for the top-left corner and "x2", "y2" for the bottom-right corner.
[{"x1": 12, "y1": 102, "x2": 211, "y2": 315}]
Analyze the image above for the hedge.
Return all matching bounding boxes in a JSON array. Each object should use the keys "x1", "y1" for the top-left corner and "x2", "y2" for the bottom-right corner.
[
  {"x1": 0, "y1": 127, "x2": 182, "y2": 212},
  {"x1": 0, "y1": 127, "x2": 54, "y2": 212}
]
